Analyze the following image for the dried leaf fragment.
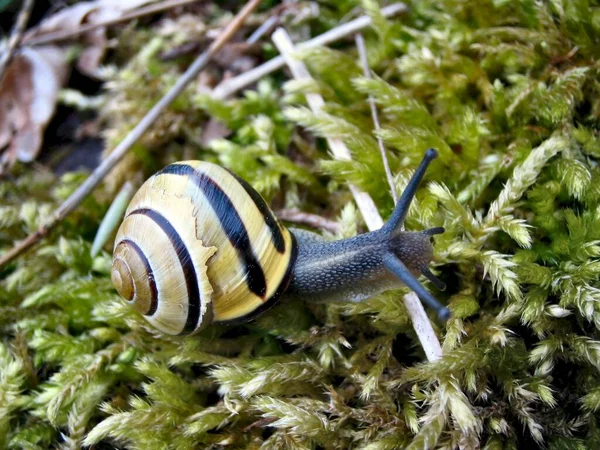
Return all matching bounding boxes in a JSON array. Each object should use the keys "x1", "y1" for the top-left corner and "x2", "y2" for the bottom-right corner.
[
  {"x1": 0, "y1": 46, "x2": 69, "y2": 174},
  {"x1": 0, "y1": 0, "x2": 163, "y2": 173},
  {"x1": 24, "y1": 0, "x2": 157, "y2": 77}
]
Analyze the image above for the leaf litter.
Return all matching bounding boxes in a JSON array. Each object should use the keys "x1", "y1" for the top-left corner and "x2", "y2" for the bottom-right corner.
[{"x1": 0, "y1": 0, "x2": 159, "y2": 175}]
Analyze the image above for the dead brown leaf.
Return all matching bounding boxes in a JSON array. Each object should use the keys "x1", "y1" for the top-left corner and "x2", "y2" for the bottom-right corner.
[
  {"x1": 211, "y1": 42, "x2": 259, "y2": 74},
  {"x1": 200, "y1": 117, "x2": 231, "y2": 147},
  {"x1": 0, "y1": 0, "x2": 171, "y2": 174},
  {"x1": 24, "y1": 0, "x2": 157, "y2": 78},
  {"x1": 0, "y1": 46, "x2": 69, "y2": 173}
]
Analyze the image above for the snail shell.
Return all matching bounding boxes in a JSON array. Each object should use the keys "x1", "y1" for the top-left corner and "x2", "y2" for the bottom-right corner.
[{"x1": 111, "y1": 161, "x2": 297, "y2": 335}]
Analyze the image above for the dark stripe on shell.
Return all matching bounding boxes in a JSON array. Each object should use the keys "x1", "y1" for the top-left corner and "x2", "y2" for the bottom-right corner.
[
  {"x1": 129, "y1": 208, "x2": 201, "y2": 335},
  {"x1": 117, "y1": 239, "x2": 159, "y2": 316},
  {"x1": 226, "y1": 170, "x2": 285, "y2": 253},
  {"x1": 217, "y1": 231, "x2": 298, "y2": 325},
  {"x1": 157, "y1": 163, "x2": 268, "y2": 299}
]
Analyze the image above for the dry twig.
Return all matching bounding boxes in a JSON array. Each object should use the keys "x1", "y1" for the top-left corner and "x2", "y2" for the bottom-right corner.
[
  {"x1": 275, "y1": 208, "x2": 341, "y2": 234},
  {"x1": 24, "y1": 0, "x2": 201, "y2": 46},
  {"x1": 0, "y1": 0, "x2": 263, "y2": 269},
  {"x1": 354, "y1": 34, "x2": 441, "y2": 361},
  {"x1": 272, "y1": 28, "x2": 383, "y2": 231},
  {"x1": 212, "y1": 2, "x2": 408, "y2": 99},
  {"x1": 0, "y1": 0, "x2": 35, "y2": 85},
  {"x1": 246, "y1": 14, "x2": 279, "y2": 44},
  {"x1": 355, "y1": 33, "x2": 398, "y2": 204},
  {"x1": 272, "y1": 28, "x2": 442, "y2": 362}
]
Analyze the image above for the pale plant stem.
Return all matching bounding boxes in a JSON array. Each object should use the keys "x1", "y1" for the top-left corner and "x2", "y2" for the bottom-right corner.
[
  {"x1": 272, "y1": 27, "x2": 442, "y2": 362},
  {"x1": 0, "y1": 0, "x2": 34, "y2": 85},
  {"x1": 91, "y1": 181, "x2": 136, "y2": 257},
  {"x1": 355, "y1": 33, "x2": 398, "y2": 204},
  {"x1": 0, "y1": 0, "x2": 263, "y2": 269},
  {"x1": 272, "y1": 28, "x2": 383, "y2": 231},
  {"x1": 403, "y1": 293, "x2": 442, "y2": 361},
  {"x1": 212, "y1": 2, "x2": 408, "y2": 99}
]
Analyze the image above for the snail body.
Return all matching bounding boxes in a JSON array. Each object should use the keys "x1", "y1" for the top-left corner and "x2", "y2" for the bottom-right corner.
[
  {"x1": 287, "y1": 226, "x2": 443, "y2": 304},
  {"x1": 111, "y1": 149, "x2": 449, "y2": 335}
]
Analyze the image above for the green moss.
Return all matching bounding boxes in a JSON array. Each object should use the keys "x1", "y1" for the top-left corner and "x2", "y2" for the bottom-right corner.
[{"x1": 2, "y1": 0, "x2": 600, "y2": 448}]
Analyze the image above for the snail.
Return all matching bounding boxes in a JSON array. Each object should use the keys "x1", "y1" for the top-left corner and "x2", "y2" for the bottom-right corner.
[{"x1": 111, "y1": 148, "x2": 450, "y2": 335}]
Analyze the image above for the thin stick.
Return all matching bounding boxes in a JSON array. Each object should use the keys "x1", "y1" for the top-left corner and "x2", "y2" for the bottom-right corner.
[
  {"x1": 246, "y1": 14, "x2": 279, "y2": 44},
  {"x1": 212, "y1": 2, "x2": 408, "y2": 99},
  {"x1": 354, "y1": 34, "x2": 442, "y2": 360},
  {"x1": 402, "y1": 293, "x2": 442, "y2": 360},
  {"x1": 272, "y1": 27, "x2": 442, "y2": 363},
  {"x1": 0, "y1": 0, "x2": 263, "y2": 269},
  {"x1": 24, "y1": 0, "x2": 201, "y2": 46},
  {"x1": 275, "y1": 208, "x2": 340, "y2": 234},
  {"x1": 355, "y1": 33, "x2": 398, "y2": 204},
  {"x1": 272, "y1": 28, "x2": 383, "y2": 231},
  {"x1": 0, "y1": 0, "x2": 34, "y2": 85}
]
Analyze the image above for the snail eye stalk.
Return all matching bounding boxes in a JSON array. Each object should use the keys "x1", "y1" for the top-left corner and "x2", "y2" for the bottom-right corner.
[
  {"x1": 421, "y1": 268, "x2": 446, "y2": 291},
  {"x1": 382, "y1": 253, "x2": 451, "y2": 322},
  {"x1": 422, "y1": 227, "x2": 445, "y2": 237},
  {"x1": 382, "y1": 148, "x2": 438, "y2": 234}
]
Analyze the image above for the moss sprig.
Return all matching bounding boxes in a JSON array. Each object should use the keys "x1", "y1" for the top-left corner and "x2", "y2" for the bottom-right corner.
[{"x1": 2, "y1": 0, "x2": 600, "y2": 447}]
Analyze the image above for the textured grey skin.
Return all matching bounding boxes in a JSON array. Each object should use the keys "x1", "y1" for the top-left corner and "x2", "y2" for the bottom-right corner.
[
  {"x1": 282, "y1": 148, "x2": 452, "y2": 319},
  {"x1": 285, "y1": 228, "x2": 435, "y2": 304}
]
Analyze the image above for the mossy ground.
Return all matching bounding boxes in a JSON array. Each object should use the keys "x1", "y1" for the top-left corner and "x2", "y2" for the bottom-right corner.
[{"x1": 2, "y1": 0, "x2": 600, "y2": 448}]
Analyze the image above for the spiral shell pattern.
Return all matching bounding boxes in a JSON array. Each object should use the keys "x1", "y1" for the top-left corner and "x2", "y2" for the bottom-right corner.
[{"x1": 111, "y1": 161, "x2": 297, "y2": 335}]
